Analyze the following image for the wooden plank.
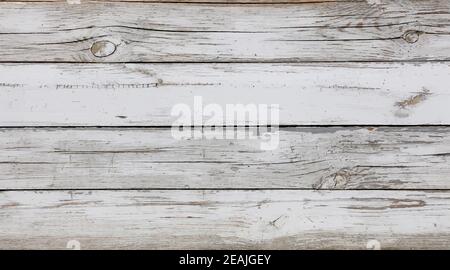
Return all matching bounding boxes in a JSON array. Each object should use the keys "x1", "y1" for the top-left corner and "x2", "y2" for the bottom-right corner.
[
  {"x1": 1, "y1": 63, "x2": 450, "y2": 126},
  {"x1": 0, "y1": 1, "x2": 449, "y2": 62},
  {"x1": 0, "y1": 190, "x2": 449, "y2": 249},
  {"x1": 1, "y1": 127, "x2": 450, "y2": 189}
]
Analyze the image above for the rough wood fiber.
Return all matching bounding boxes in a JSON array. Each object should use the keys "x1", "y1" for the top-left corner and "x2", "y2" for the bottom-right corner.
[
  {"x1": 0, "y1": 190, "x2": 449, "y2": 249},
  {"x1": 1, "y1": 127, "x2": 450, "y2": 190},
  {"x1": 1, "y1": 63, "x2": 450, "y2": 126},
  {"x1": 0, "y1": 1, "x2": 449, "y2": 62}
]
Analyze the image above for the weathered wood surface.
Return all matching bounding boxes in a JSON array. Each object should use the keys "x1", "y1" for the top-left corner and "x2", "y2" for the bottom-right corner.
[
  {"x1": 0, "y1": 1, "x2": 449, "y2": 62},
  {"x1": 1, "y1": 0, "x2": 450, "y2": 251},
  {"x1": 1, "y1": 127, "x2": 450, "y2": 190},
  {"x1": 1, "y1": 63, "x2": 450, "y2": 126},
  {"x1": 0, "y1": 190, "x2": 449, "y2": 249}
]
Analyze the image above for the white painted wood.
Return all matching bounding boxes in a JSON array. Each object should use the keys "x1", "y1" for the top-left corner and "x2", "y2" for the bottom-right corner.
[
  {"x1": 1, "y1": 0, "x2": 449, "y2": 251},
  {"x1": 0, "y1": 63, "x2": 449, "y2": 125},
  {"x1": 0, "y1": 1, "x2": 449, "y2": 62},
  {"x1": 0, "y1": 190, "x2": 449, "y2": 249},
  {"x1": 1, "y1": 127, "x2": 450, "y2": 189}
]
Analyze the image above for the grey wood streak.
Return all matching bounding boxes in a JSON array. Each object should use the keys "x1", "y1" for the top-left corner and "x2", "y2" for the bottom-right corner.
[
  {"x1": 1, "y1": 63, "x2": 450, "y2": 126},
  {"x1": 0, "y1": 190, "x2": 449, "y2": 249},
  {"x1": 1, "y1": 127, "x2": 450, "y2": 190},
  {"x1": 0, "y1": 1, "x2": 449, "y2": 62}
]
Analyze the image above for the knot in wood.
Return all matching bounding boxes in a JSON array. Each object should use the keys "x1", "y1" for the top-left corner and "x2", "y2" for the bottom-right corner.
[
  {"x1": 91, "y1": 41, "x2": 116, "y2": 58},
  {"x1": 402, "y1": 30, "x2": 420, "y2": 44}
]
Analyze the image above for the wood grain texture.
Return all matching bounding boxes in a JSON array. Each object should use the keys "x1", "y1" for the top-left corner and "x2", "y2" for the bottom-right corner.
[
  {"x1": 0, "y1": 1, "x2": 449, "y2": 62},
  {"x1": 1, "y1": 0, "x2": 449, "y2": 251},
  {"x1": 1, "y1": 63, "x2": 450, "y2": 126},
  {"x1": 0, "y1": 190, "x2": 449, "y2": 249},
  {"x1": 1, "y1": 127, "x2": 450, "y2": 190}
]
